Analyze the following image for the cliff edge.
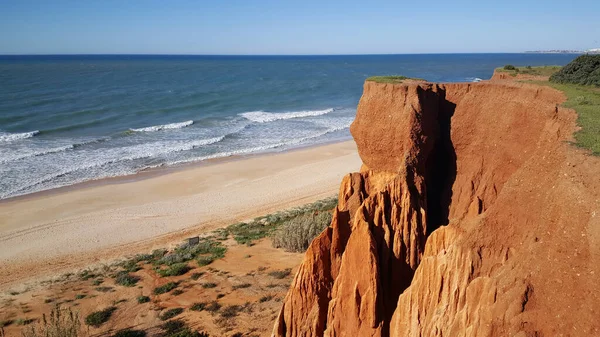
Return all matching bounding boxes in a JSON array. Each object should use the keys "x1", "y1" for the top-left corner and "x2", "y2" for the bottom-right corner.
[{"x1": 273, "y1": 79, "x2": 600, "y2": 336}]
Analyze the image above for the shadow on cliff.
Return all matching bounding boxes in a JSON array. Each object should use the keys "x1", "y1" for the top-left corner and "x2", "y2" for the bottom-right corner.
[{"x1": 425, "y1": 92, "x2": 457, "y2": 233}]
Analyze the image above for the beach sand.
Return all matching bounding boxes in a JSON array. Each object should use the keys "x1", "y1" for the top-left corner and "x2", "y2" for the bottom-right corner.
[{"x1": 0, "y1": 141, "x2": 360, "y2": 288}]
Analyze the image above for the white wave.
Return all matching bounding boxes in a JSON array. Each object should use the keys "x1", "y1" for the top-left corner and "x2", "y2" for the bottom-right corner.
[
  {"x1": 0, "y1": 138, "x2": 109, "y2": 164},
  {"x1": 0, "y1": 130, "x2": 40, "y2": 142},
  {"x1": 2, "y1": 136, "x2": 223, "y2": 199},
  {"x1": 170, "y1": 122, "x2": 351, "y2": 166},
  {"x1": 240, "y1": 108, "x2": 334, "y2": 123},
  {"x1": 0, "y1": 144, "x2": 74, "y2": 164},
  {"x1": 130, "y1": 120, "x2": 194, "y2": 132},
  {"x1": 468, "y1": 77, "x2": 483, "y2": 82}
]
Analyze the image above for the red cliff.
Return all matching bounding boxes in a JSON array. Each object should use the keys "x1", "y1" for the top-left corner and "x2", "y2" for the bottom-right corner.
[{"x1": 273, "y1": 79, "x2": 600, "y2": 336}]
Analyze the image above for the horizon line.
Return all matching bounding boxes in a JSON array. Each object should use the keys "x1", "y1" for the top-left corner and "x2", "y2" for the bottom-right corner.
[{"x1": 0, "y1": 52, "x2": 587, "y2": 57}]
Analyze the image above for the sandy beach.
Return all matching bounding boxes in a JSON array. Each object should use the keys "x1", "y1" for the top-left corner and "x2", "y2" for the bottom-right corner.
[{"x1": 0, "y1": 141, "x2": 360, "y2": 288}]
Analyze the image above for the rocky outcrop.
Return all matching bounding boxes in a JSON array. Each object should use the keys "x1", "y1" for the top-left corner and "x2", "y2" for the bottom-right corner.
[{"x1": 273, "y1": 79, "x2": 600, "y2": 336}]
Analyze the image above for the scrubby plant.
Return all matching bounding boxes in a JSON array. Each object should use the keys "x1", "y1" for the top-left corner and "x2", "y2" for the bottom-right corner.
[
  {"x1": 231, "y1": 283, "x2": 251, "y2": 290},
  {"x1": 190, "y1": 272, "x2": 204, "y2": 280},
  {"x1": 159, "y1": 308, "x2": 184, "y2": 321},
  {"x1": 259, "y1": 295, "x2": 273, "y2": 303},
  {"x1": 202, "y1": 282, "x2": 217, "y2": 289},
  {"x1": 503, "y1": 64, "x2": 517, "y2": 70},
  {"x1": 205, "y1": 301, "x2": 221, "y2": 313},
  {"x1": 115, "y1": 271, "x2": 140, "y2": 287},
  {"x1": 226, "y1": 197, "x2": 337, "y2": 245},
  {"x1": 154, "y1": 282, "x2": 178, "y2": 295},
  {"x1": 156, "y1": 263, "x2": 191, "y2": 277},
  {"x1": 550, "y1": 54, "x2": 600, "y2": 86},
  {"x1": 190, "y1": 302, "x2": 206, "y2": 311},
  {"x1": 75, "y1": 294, "x2": 86, "y2": 300},
  {"x1": 272, "y1": 211, "x2": 332, "y2": 252},
  {"x1": 268, "y1": 269, "x2": 292, "y2": 279},
  {"x1": 219, "y1": 305, "x2": 242, "y2": 318},
  {"x1": 21, "y1": 307, "x2": 80, "y2": 337},
  {"x1": 85, "y1": 307, "x2": 116, "y2": 327},
  {"x1": 112, "y1": 329, "x2": 146, "y2": 337},
  {"x1": 137, "y1": 295, "x2": 151, "y2": 304},
  {"x1": 171, "y1": 289, "x2": 185, "y2": 296}
]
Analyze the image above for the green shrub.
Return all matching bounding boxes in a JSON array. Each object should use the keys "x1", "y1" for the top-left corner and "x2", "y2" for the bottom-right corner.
[
  {"x1": 226, "y1": 197, "x2": 337, "y2": 245},
  {"x1": 172, "y1": 289, "x2": 184, "y2": 296},
  {"x1": 231, "y1": 283, "x2": 251, "y2": 290},
  {"x1": 503, "y1": 64, "x2": 517, "y2": 70},
  {"x1": 85, "y1": 307, "x2": 116, "y2": 327},
  {"x1": 205, "y1": 301, "x2": 221, "y2": 313},
  {"x1": 92, "y1": 278, "x2": 104, "y2": 286},
  {"x1": 120, "y1": 260, "x2": 142, "y2": 273},
  {"x1": 137, "y1": 296, "x2": 151, "y2": 304},
  {"x1": 272, "y1": 211, "x2": 331, "y2": 252},
  {"x1": 160, "y1": 319, "x2": 186, "y2": 334},
  {"x1": 21, "y1": 307, "x2": 80, "y2": 337},
  {"x1": 259, "y1": 295, "x2": 273, "y2": 303},
  {"x1": 75, "y1": 294, "x2": 86, "y2": 300},
  {"x1": 268, "y1": 269, "x2": 292, "y2": 279},
  {"x1": 153, "y1": 282, "x2": 178, "y2": 295},
  {"x1": 112, "y1": 329, "x2": 146, "y2": 337},
  {"x1": 550, "y1": 54, "x2": 600, "y2": 86},
  {"x1": 190, "y1": 302, "x2": 206, "y2": 311},
  {"x1": 156, "y1": 263, "x2": 191, "y2": 277},
  {"x1": 159, "y1": 308, "x2": 184, "y2": 321},
  {"x1": 196, "y1": 256, "x2": 215, "y2": 266},
  {"x1": 219, "y1": 305, "x2": 242, "y2": 318},
  {"x1": 190, "y1": 272, "x2": 204, "y2": 280},
  {"x1": 202, "y1": 282, "x2": 217, "y2": 289},
  {"x1": 115, "y1": 271, "x2": 140, "y2": 287}
]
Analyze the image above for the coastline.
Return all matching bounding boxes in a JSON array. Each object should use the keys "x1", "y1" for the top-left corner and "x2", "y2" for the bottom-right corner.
[{"x1": 0, "y1": 140, "x2": 360, "y2": 289}]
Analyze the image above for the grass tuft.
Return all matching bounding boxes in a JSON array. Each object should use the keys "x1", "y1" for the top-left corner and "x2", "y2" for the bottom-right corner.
[
  {"x1": 85, "y1": 307, "x2": 116, "y2": 327},
  {"x1": 154, "y1": 282, "x2": 178, "y2": 295},
  {"x1": 159, "y1": 308, "x2": 184, "y2": 321}
]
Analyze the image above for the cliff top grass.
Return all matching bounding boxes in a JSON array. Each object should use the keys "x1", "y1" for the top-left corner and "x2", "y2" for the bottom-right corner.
[
  {"x1": 496, "y1": 65, "x2": 562, "y2": 77},
  {"x1": 366, "y1": 75, "x2": 425, "y2": 84},
  {"x1": 533, "y1": 81, "x2": 600, "y2": 155}
]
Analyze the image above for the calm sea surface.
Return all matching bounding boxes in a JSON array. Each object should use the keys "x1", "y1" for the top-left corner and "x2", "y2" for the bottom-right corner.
[{"x1": 0, "y1": 54, "x2": 578, "y2": 199}]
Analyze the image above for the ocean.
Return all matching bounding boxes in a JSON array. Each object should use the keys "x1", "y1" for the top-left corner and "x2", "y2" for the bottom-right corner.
[{"x1": 0, "y1": 53, "x2": 578, "y2": 200}]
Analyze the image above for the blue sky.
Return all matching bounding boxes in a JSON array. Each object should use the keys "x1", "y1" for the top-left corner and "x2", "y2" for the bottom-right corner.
[{"x1": 1, "y1": 0, "x2": 599, "y2": 54}]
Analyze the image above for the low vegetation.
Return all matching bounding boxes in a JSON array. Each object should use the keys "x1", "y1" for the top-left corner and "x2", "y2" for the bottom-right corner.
[
  {"x1": 226, "y1": 197, "x2": 337, "y2": 245},
  {"x1": 550, "y1": 54, "x2": 600, "y2": 86},
  {"x1": 156, "y1": 263, "x2": 191, "y2": 277},
  {"x1": 159, "y1": 308, "x2": 184, "y2": 321},
  {"x1": 160, "y1": 319, "x2": 208, "y2": 337},
  {"x1": 268, "y1": 268, "x2": 292, "y2": 279},
  {"x1": 85, "y1": 306, "x2": 116, "y2": 327},
  {"x1": 534, "y1": 81, "x2": 600, "y2": 154},
  {"x1": 497, "y1": 65, "x2": 562, "y2": 76},
  {"x1": 20, "y1": 307, "x2": 79, "y2": 337},
  {"x1": 137, "y1": 295, "x2": 151, "y2": 304},
  {"x1": 154, "y1": 282, "x2": 178, "y2": 295},
  {"x1": 272, "y1": 211, "x2": 332, "y2": 252},
  {"x1": 112, "y1": 329, "x2": 146, "y2": 337},
  {"x1": 115, "y1": 271, "x2": 140, "y2": 287}
]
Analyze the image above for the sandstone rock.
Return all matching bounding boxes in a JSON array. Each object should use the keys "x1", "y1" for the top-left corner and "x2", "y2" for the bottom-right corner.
[{"x1": 273, "y1": 79, "x2": 600, "y2": 336}]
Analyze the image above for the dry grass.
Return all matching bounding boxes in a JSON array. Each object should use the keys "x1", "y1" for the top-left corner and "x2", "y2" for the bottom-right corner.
[{"x1": 271, "y1": 211, "x2": 332, "y2": 252}]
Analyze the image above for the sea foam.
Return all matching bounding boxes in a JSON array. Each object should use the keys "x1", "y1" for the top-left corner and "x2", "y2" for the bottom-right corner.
[
  {"x1": 130, "y1": 120, "x2": 194, "y2": 132},
  {"x1": 239, "y1": 108, "x2": 334, "y2": 123},
  {"x1": 0, "y1": 130, "x2": 40, "y2": 142}
]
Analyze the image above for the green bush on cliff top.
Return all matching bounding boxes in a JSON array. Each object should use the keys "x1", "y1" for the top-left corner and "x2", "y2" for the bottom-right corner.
[{"x1": 550, "y1": 54, "x2": 600, "y2": 86}]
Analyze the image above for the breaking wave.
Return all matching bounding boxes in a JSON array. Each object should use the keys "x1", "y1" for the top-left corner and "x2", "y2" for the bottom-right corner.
[
  {"x1": 239, "y1": 108, "x2": 334, "y2": 123},
  {"x1": 130, "y1": 120, "x2": 194, "y2": 132},
  {"x1": 0, "y1": 130, "x2": 40, "y2": 142}
]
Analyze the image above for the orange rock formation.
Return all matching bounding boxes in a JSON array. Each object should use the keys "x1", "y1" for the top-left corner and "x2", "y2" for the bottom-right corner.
[{"x1": 273, "y1": 79, "x2": 600, "y2": 336}]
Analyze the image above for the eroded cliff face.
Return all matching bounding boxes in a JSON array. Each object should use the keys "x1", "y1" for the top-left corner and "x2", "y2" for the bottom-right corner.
[{"x1": 273, "y1": 80, "x2": 600, "y2": 336}]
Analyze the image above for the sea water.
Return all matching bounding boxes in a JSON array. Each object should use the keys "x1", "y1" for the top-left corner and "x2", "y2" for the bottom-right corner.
[{"x1": 0, "y1": 54, "x2": 578, "y2": 199}]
